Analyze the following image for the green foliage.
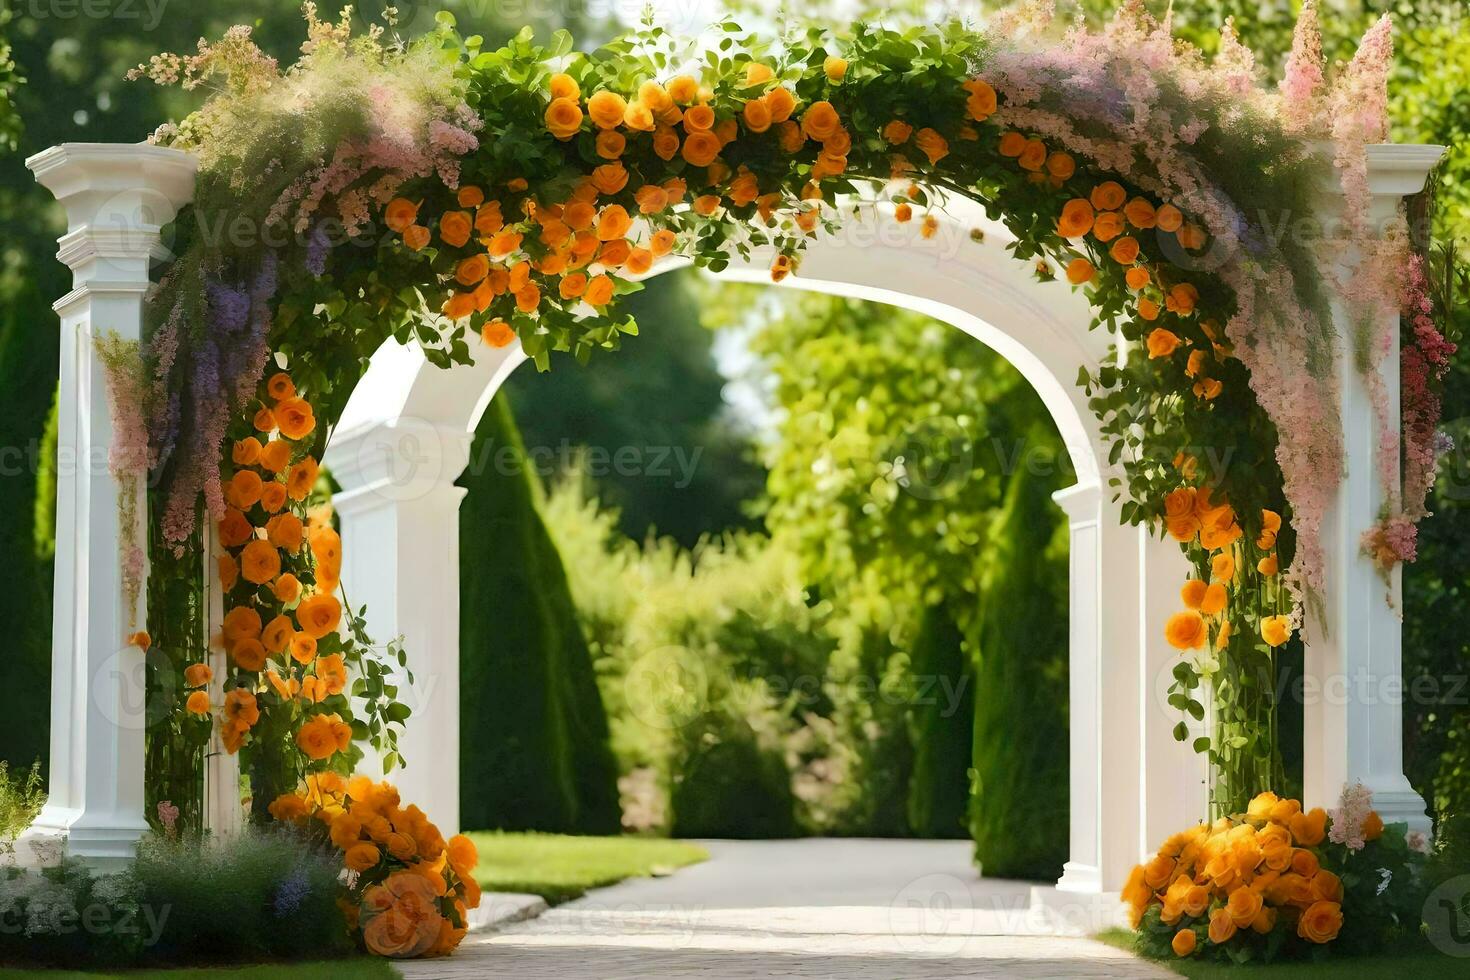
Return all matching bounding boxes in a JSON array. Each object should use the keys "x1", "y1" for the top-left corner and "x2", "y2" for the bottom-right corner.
[
  {"x1": 457, "y1": 394, "x2": 621, "y2": 834},
  {"x1": 669, "y1": 690, "x2": 802, "y2": 839},
  {"x1": 968, "y1": 431, "x2": 1070, "y2": 880},
  {"x1": 0, "y1": 279, "x2": 56, "y2": 773},
  {"x1": 0, "y1": 829, "x2": 352, "y2": 970},
  {"x1": 0, "y1": 759, "x2": 43, "y2": 848},
  {"x1": 905, "y1": 603, "x2": 974, "y2": 839},
  {"x1": 133, "y1": 829, "x2": 354, "y2": 965},
  {"x1": 503, "y1": 266, "x2": 764, "y2": 548}
]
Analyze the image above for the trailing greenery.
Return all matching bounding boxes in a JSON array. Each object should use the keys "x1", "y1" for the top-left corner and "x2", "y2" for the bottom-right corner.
[{"x1": 457, "y1": 393, "x2": 621, "y2": 834}]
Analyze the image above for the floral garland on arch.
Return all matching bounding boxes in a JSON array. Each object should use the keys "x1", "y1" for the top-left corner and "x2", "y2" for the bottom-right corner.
[{"x1": 121, "y1": 0, "x2": 1453, "y2": 940}]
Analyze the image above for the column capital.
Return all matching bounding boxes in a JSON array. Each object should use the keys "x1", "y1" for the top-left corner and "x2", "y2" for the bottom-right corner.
[
  {"x1": 1312, "y1": 142, "x2": 1445, "y2": 199},
  {"x1": 27, "y1": 142, "x2": 197, "y2": 285}
]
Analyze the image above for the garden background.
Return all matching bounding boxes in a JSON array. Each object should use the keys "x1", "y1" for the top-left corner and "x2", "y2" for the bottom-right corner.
[{"x1": 0, "y1": 0, "x2": 1467, "y2": 880}]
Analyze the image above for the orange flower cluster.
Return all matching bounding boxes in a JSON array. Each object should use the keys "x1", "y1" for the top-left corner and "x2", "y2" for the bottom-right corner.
[
  {"x1": 1127, "y1": 792, "x2": 1377, "y2": 959},
  {"x1": 210, "y1": 371, "x2": 352, "y2": 759},
  {"x1": 1162, "y1": 484, "x2": 1290, "y2": 651},
  {"x1": 269, "y1": 775, "x2": 481, "y2": 959}
]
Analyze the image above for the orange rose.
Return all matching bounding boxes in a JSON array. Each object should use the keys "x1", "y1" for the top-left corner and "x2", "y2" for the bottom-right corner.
[
  {"x1": 297, "y1": 594, "x2": 342, "y2": 639},
  {"x1": 1156, "y1": 203, "x2": 1184, "y2": 232},
  {"x1": 1289, "y1": 807, "x2": 1327, "y2": 846},
  {"x1": 765, "y1": 86, "x2": 796, "y2": 122},
  {"x1": 1125, "y1": 267, "x2": 1151, "y2": 290},
  {"x1": 226, "y1": 469, "x2": 263, "y2": 510},
  {"x1": 625, "y1": 247, "x2": 653, "y2": 275},
  {"x1": 544, "y1": 97, "x2": 583, "y2": 139},
  {"x1": 1017, "y1": 139, "x2": 1047, "y2": 172},
  {"x1": 287, "y1": 456, "x2": 319, "y2": 502},
  {"x1": 800, "y1": 101, "x2": 840, "y2": 141},
  {"x1": 587, "y1": 90, "x2": 628, "y2": 129},
  {"x1": 1124, "y1": 198, "x2": 1157, "y2": 228},
  {"x1": 1200, "y1": 583, "x2": 1228, "y2": 616},
  {"x1": 260, "y1": 482, "x2": 287, "y2": 513},
  {"x1": 598, "y1": 238, "x2": 631, "y2": 267},
  {"x1": 1297, "y1": 900, "x2": 1342, "y2": 944},
  {"x1": 231, "y1": 637, "x2": 267, "y2": 672},
  {"x1": 290, "y1": 631, "x2": 318, "y2": 665},
  {"x1": 693, "y1": 194, "x2": 721, "y2": 216},
  {"x1": 475, "y1": 201, "x2": 504, "y2": 236},
  {"x1": 439, "y1": 210, "x2": 472, "y2": 249},
  {"x1": 998, "y1": 131, "x2": 1027, "y2": 157},
  {"x1": 584, "y1": 274, "x2": 615, "y2": 307},
  {"x1": 1046, "y1": 151, "x2": 1076, "y2": 180},
  {"x1": 1261, "y1": 614, "x2": 1292, "y2": 648},
  {"x1": 1109, "y1": 236, "x2": 1140, "y2": 264},
  {"x1": 455, "y1": 254, "x2": 490, "y2": 286},
  {"x1": 1207, "y1": 906, "x2": 1237, "y2": 945},
  {"x1": 296, "y1": 712, "x2": 352, "y2": 761},
  {"x1": 487, "y1": 230, "x2": 523, "y2": 258},
  {"x1": 1171, "y1": 928, "x2": 1196, "y2": 957},
  {"x1": 1057, "y1": 199, "x2": 1094, "y2": 238},
  {"x1": 591, "y1": 162, "x2": 628, "y2": 195},
  {"x1": 1147, "y1": 328, "x2": 1181, "y2": 359},
  {"x1": 549, "y1": 72, "x2": 579, "y2": 101},
  {"x1": 184, "y1": 663, "x2": 213, "y2": 688},
  {"x1": 681, "y1": 130, "x2": 722, "y2": 167},
  {"x1": 623, "y1": 101, "x2": 655, "y2": 131},
  {"x1": 1181, "y1": 579, "x2": 1208, "y2": 609},
  {"x1": 402, "y1": 225, "x2": 430, "y2": 251},
  {"x1": 914, "y1": 128, "x2": 949, "y2": 165},
  {"x1": 667, "y1": 75, "x2": 699, "y2": 104},
  {"x1": 240, "y1": 539, "x2": 281, "y2": 586},
  {"x1": 1165, "y1": 610, "x2": 1207, "y2": 650},
  {"x1": 263, "y1": 614, "x2": 293, "y2": 655},
  {"x1": 346, "y1": 843, "x2": 381, "y2": 872},
  {"x1": 650, "y1": 229, "x2": 677, "y2": 256},
  {"x1": 1064, "y1": 258, "x2": 1094, "y2": 284},
  {"x1": 1090, "y1": 182, "x2": 1127, "y2": 211},
  {"x1": 274, "y1": 397, "x2": 316, "y2": 441},
  {"x1": 273, "y1": 573, "x2": 302, "y2": 604},
  {"x1": 481, "y1": 319, "x2": 516, "y2": 348},
  {"x1": 515, "y1": 283, "x2": 540, "y2": 314},
  {"x1": 742, "y1": 97, "x2": 772, "y2": 134},
  {"x1": 883, "y1": 119, "x2": 913, "y2": 145},
  {"x1": 1092, "y1": 211, "x2": 1124, "y2": 242},
  {"x1": 185, "y1": 690, "x2": 210, "y2": 715},
  {"x1": 223, "y1": 605, "x2": 262, "y2": 644},
  {"x1": 232, "y1": 437, "x2": 262, "y2": 466},
  {"x1": 596, "y1": 205, "x2": 632, "y2": 241},
  {"x1": 594, "y1": 129, "x2": 627, "y2": 160},
  {"x1": 384, "y1": 198, "x2": 418, "y2": 234}
]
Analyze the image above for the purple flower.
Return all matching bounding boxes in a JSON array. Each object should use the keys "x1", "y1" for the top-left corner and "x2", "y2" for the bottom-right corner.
[{"x1": 305, "y1": 224, "x2": 331, "y2": 277}]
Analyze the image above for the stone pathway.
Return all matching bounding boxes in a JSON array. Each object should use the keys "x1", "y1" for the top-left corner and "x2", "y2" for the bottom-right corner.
[{"x1": 399, "y1": 839, "x2": 1171, "y2": 979}]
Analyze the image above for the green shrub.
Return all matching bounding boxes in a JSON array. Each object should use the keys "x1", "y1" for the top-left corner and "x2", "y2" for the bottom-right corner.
[
  {"x1": 670, "y1": 684, "x2": 800, "y2": 839},
  {"x1": 458, "y1": 395, "x2": 621, "y2": 834},
  {"x1": 134, "y1": 828, "x2": 353, "y2": 964},
  {"x1": 0, "y1": 828, "x2": 351, "y2": 969},
  {"x1": 0, "y1": 759, "x2": 44, "y2": 850},
  {"x1": 906, "y1": 603, "x2": 974, "y2": 839},
  {"x1": 968, "y1": 434, "x2": 1070, "y2": 881}
]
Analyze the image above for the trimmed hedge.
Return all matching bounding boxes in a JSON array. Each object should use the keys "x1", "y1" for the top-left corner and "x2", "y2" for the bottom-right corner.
[
  {"x1": 968, "y1": 429, "x2": 1070, "y2": 880},
  {"x1": 457, "y1": 393, "x2": 620, "y2": 834},
  {"x1": 906, "y1": 602, "x2": 975, "y2": 838}
]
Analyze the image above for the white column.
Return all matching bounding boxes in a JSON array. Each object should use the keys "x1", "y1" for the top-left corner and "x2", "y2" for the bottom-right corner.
[
  {"x1": 1051, "y1": 480, "x2": 1146, "y2": 895},
  {"x1": 324, "y1": 414, "x2": 472, "y2": 836},
  {"x1": 20, "y1": 143, "x2": 196, "y2": 865},
  {"x1": 1304, "y1": 144, "x2": 1444, "y2": 832}
]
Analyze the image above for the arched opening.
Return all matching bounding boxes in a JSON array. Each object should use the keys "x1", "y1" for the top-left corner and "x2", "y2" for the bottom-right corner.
[{"x1": 324, "y1": 199, "x2": 1205, "y2": 904}]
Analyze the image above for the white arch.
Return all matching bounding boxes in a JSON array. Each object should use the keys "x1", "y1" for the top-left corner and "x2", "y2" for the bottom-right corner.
[{"x1": 325, "y1": 201, "x2": 1205, "y2": 914}]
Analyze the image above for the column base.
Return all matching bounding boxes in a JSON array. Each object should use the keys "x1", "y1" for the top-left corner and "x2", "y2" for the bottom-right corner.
[
  {"x1": 12, "y1": 803, "x2": 147, "y2": 870},
  {"x1": 1029, "y1": 884, "x2": 1127, "y2": 935},
  {"x1": 1054, "y1": 860, "x2": 1102, "y2": 894},
  {"x1": 1365, "y1": 777, "x2": 1432, "y2": 837}
]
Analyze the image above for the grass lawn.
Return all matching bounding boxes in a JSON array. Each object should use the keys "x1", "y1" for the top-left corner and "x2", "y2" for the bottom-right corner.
[
  {"x1": 0, "y1": 962, "x2": 396, "y2": 979},
  {"x1": 466, "y1": 831, "x2": 708, "y2": 905},
  {"x1": 1094, "y1": 928, "x2": 1467, "y2": 978}
]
